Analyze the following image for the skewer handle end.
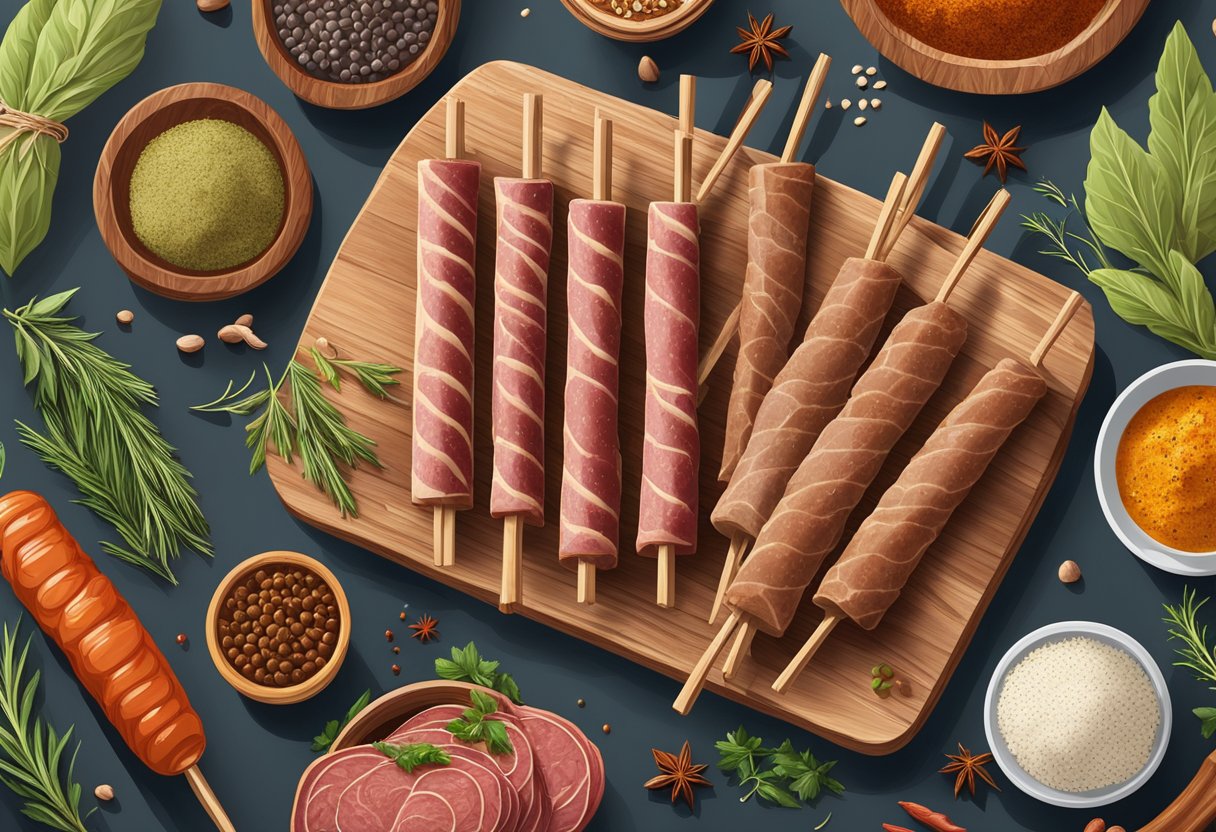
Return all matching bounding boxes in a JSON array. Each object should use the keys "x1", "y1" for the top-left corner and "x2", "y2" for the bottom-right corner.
[
  {"x1": 673, "y1": 613, "x2": 742, "y2": 715},
  {"x1": 577, "y1": 559, "x2": 597, "y2": 606},
  {"x1": 499, "y1": 515, "x2": 524, "y2": 613},
  {"x1": 772, "y1": 615, "x2": 842, "y2": 694},
  {"x1": 445, "y1": 96, "x2": 465, "y2": 160},
  {"x1": 657, "y1": 545, "x2": 676, "y2": 608},
  {"x1": 184, "y1": 765, "x2": 236, "y2": 832}
]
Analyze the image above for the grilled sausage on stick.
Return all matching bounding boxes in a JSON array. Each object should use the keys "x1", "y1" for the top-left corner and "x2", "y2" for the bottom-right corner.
[{"x1": 495, "y1": 93, "x2": 555, "y2": 613}]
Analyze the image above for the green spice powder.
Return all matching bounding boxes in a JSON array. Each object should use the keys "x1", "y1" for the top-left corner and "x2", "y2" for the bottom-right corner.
[{"x1": 129, "y1": 119, "x2": 285, "y2": 272}]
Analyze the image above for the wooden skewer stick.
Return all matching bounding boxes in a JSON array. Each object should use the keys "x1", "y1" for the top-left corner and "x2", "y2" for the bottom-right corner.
[
  {"x1": 696, "y1": 78, "x2": 773, "y2": 203},
  {"x1": 185, "y1": 765, "x2": 236, "y2": 832},
  {"x1": 445, "y1": 95, "x2": 465, "y2": 160},
  {"x1": 721, "y1": 618, "x2": 758, "y2": 680},
  {"x1": 781, "y1": 53, "x2": 832, "y2": 163},
  {"x1": 674, "y1": 612, "x2": 745, "y2": 715},
  {"x1": 696, "y1": 301, "x2": 742, "y2": 391},
  {"x1": 878, "y1": 122, "x2": 947, "y2": 262},
  {"x1": 577, "y1": 111, "x2": 614, "y2": 607},
  {"x1": 772, "y1": 615, "x2": 842, "y2": 693},
  {"x1": 442, "y1": 506, "x2": 456, "y2": 566},
  {"x1": 936, "y1": 189, "x2": 1010, "y2": 304},
  {"x1": 433, "y1": 506, "x2": 445, "y2": 567},
  {"x1": 709, "y1": 532, "x2": 750, "y2": 623},
  {"x1": 1031, "y1": 291, "x2": 1083, "y2": 367},
  {"x1": 500, "y1": 93, "x2": 546, "y2": 613},
  {"x1": 865, "y1": 172, "x2": 909, "y2": 261},
  {"x1": 658, "y1": 544, "x2": 676, "y2": 608}
]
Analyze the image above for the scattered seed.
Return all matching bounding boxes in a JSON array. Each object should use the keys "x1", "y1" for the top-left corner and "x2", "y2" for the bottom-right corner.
[
  {"x1": 601, "y1": 723, "x2": 611, "y2": 734},
  {"x1": 392, "y1": 646, "x2": 400, "y2": 654},
  {"x1": 116, "y1": 309, "x2": 135, "y2": 326},
  {"x1": 577, "y1": 698, "x2": 586, "y2": 708},
  {"x1": 197, "y1": 0, "x2": 230, "y2": 11},
  {"x1": 315, "y1": 335, "x2": 337, "y2": 358},
  {"x1": 856, "y1": 76, "x2": 869, "y2": 89},
  {"x1": 866, "y1": 66, "x2": 877, "y2": 76},
  {"x1": 840, "y1": 98, "x2": 852, "y2": 110},
  {"x1": 874, "y1": 80, "x2": 888, "y2": 90},
  {"x1": 176, "y1": 633, "x2": 187, "y2": 645},
  {"x1": 638, "y1": 55, "x2": 660, "y2": 84},
  {"x1": 385, "y1": 629, "x2": 395, "y2": 642},
  {"x1": 94, "y1": 785, "x2": 115, "y2": 802},
  {"x1": 235, "y1": 313, "x2": 254, "y2": 328},
  {"x1": 854, "y1": 116, "x2": 868, "y2": 126},
  {"x1": 391, "y1": 664, "x2": 401, "y2": 675},
  {"x1": 1058, "y1": 559, "x2": 1082, "y2": 584},
  {"x1": 824, "y1": 100, "x2": 832, "y2": 109},
  {"x1": 871, "y1": 98, "x2": 882, "y2": 109},
  {"x1": 851, "y1": 64, "x2": 863, "y2": 74},
  {"x1": 520, "y1": 7, "x2": 530, "y2": 16},
  {"x1": 176, "y1": 334, "x2": 205, "y2": 354},
  {"x1": 399, "y1": 611, "x2": 407, "y2": 621},
  {"x1": 858, "y1": 99, "x2": 868, "y2": 111}
]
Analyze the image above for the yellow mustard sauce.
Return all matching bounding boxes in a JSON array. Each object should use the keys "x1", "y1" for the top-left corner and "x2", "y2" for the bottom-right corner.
[{"x1": 1116, "y1": 385, "x2": 1216, "y2": 553}]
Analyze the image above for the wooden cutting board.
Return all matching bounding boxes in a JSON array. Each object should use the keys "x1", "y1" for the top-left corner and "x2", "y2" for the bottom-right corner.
[{"x1": 267, "y1": 61, "x2": 1095, "y2": 755}]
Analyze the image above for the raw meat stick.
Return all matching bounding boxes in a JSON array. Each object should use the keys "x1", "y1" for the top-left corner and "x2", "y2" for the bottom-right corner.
[
  {"x1": 638, "y1": 75, "x2": 700, "y2": 608},
  {"x1": 495, "y1": 93, "x2": 555, "y2": 612},
  {"x1": 560, "y1": 111, "x2": 626, "y2": 605},
  {"x1": 719, "y1": 191, "x2": 1010, "y2": 679},
  {"x1": 412, "y1": 97, "x2": 481, "y2": 568},
  {"x1": 772, "y1": 291, "x2": 1084, "y2": 694}
]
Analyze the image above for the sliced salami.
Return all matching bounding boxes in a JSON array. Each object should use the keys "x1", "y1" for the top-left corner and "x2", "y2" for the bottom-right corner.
[{"x1": 518, "y1": 705, "x2": 604, "y2": 832}]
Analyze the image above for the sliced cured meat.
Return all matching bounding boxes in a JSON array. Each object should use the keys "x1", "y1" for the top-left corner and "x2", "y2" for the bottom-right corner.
[
  {"x1": 412, "y1": 158, "x2": 482, "y2": 509},
  {"x1": 560, "y1": 199, "x2": 627, "y2": 570},
  {"x1": 712, "y1": 257, "x2": 903, "y2": 541},
  {"x1": 720, "y1": 161, "x2": 816, "y2": 482},
  {"x1": 518, "y1": 705, "x2": 604, "y2": 832},
  {"x1": 393, "y1": 759, "x2": 506, "y2": 832},
  {"x1": 388, "y1": 730, "x2": 519, "y2": 832},
  {"x1": 726, "y1": 301, "x2": 968, "y2": 636},
  {"x1": 638, "y1": 201, "x2": 701, "y2": 557},
  {"x1": 491, "y1": 177, "x2": 555, "y2": 526}
]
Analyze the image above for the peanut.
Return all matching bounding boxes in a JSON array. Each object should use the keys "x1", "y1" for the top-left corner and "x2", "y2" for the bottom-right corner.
[
  {"x1": 94, "y1": 784, "x2": 115, "y2": 801},
  {"x1": 197, "y1": 0, "x2": 230, "y2": 11},
  {"x1": 638, "y1": 56, "x2": 660, "y2": 84},
  {"x1": 116, "y1": 310, "x2": 134, "y2": 326},
  {"x1": 1058, "y1": 560, "x2": 1082, "y2": 584},
  {"x1": 176, "y1": 334, "x2": 205, "y2": 354}
]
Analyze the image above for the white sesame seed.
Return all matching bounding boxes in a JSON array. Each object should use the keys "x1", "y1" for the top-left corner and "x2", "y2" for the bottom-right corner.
[
  {"x1": 854, "y1": 116, "x2": 867, "y2": 126},
  {"x1": 871, "y1": 98, "x2": 881, "y2": 109},
  {"x1": 874, "y1": 80, "x2": 888, "y2": 90},
  {"x1": 851, "y1": 64, "x2": 863, "y2": 74},
  {"x1": 840, "y1": 98, "x2": 852, "y2": 110},
  {"x1": 858, "y1": 99, "x2": 868, "y2": 111},
  {"x1": 866, "y1": 66, "x2": 877, "y2": 76},
  {"x1": 856, "y1": 76, "x2": 869, "y2": 89},
  {"x1": 824, "y1": 100, "x2": 832, "y2": 109},
  {"x1": 520, "y1": 7, "x2": 530, "y2": 16}
]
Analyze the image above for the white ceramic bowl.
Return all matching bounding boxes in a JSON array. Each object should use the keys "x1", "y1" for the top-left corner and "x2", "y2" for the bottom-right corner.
[
  {"x1": 1095, "y1": 359, "x2": 1216, "y2": 575},
  {"x1": 984, "y1": 621, "x2": 1171, "y2": 809}
]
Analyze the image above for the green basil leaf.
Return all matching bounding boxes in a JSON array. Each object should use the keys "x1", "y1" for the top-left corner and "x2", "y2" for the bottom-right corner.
[
  {"x1": 1165, "y1": 250, "x2": 1216, "y2": 350},
  {"x1": 1085, "y1": 108, "x2": 1175, "y2": 283},
  {"x1": 1089, "y1": 267, "x2": 1216, "y2": 358},
  {"x1": 1148, "y1": 22, "x2": 1216, "y2": 262},
  {"x1": 0, "y1": 0, "x2": 58, "y2": 108},
  {"x1": 756, "y1": 779, "x2": 800, "y2": 808},
  {"x1": 0, "y1": 136, "x2": 59, "y2": 276}
]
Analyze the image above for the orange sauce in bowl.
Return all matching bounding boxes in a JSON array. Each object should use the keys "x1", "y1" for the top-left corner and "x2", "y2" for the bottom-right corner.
[{"x1": 1116, "y1": 385, "x2": 1216, "y2": 553}]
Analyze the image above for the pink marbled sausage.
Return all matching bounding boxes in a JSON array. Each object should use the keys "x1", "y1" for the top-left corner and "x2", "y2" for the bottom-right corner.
[
  {"x1": 814, "y1": 358, "x2": 1048, "y2": 630},
  {"x1": 491, "y1": 178, "x2": 555, "y2": 526},
  {"x1": 711, "y1": 257, "x2": 902, "y2": 541},
  {"x1": 637, "y1": 202, "x2": 701, "y2": 557},
  {"x1": 720, "y1": 162, "x2": 816, "y2": 482},
  {"x1": 411, "y1": 158, "x2": 481, "y2": 508},
  {"x1": 559, "y1": 199, "x2": 627, "y2": 569},
  {"x1": 725, "y1": 302, "x2": 968, "y2": 636}
]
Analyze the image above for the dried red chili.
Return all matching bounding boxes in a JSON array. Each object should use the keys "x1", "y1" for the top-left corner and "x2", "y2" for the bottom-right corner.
[{"x1": 899, "y1": 801, "x2": 967, "y2": 832}]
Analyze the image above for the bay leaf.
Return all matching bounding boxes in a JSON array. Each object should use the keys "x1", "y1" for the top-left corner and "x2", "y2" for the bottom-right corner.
[
  {"x1": 0, "y1": 134, "x2": 59, "y2": 276},
  {"x1": 0, "y1": 0, "x2": 57, "y2": 109},
  {"x1": 1089, "y1": 267, "x2": 1216, "y2": 358}
]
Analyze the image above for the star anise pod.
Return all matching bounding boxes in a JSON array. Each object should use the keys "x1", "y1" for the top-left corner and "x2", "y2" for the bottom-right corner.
[
  {"x1": 939, "y1": 743, "x2": 1000, "y2": 798},
  {"x1": 644, "y1": 740, "x2": 711, "y2": 808},
  {"x1": 731, "y1": 12, "x2": 792, "y2": 73},
  {"x1": 408, "y1": 613, "x2": 440, "y2": 643},
  {"x1": 963, "y1": 122, "x2": 1027, "y2": 183}
]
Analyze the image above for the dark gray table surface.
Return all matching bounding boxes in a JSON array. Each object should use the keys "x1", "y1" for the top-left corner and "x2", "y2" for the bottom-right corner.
[{"x1": 2, "y1": 0, "x2": 1214, "y2": 829}]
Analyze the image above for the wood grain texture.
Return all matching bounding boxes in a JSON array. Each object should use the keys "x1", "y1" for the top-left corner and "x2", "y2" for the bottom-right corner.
[
  {"x1": 841, "y1": 0, "x2": 1150, "y2": 94},
  {"x1": 252, "y1": 0, "x2": 461, "y2": 110},
  {"x1": 92, "y1": 83, "x2": 313, "y2": 302},
  {"x1": 558, "y1": 0, "x2": 715, "y2": 42},
  {"x1": 266, "y1": 62, "x2": 1096, "y2": 755},
  {"x1": 1137, "y1": 752, "x2": 1216, "y2": 832}
]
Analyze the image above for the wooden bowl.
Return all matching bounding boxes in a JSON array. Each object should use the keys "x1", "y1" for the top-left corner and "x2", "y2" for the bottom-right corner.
[
  {"x1": 253, "y1": 0, "x2": 462, "y2": 110},
  {"x1": 93, "y1": 83, "x2": 312, "y2": 302},
  {"x1": 205, "y1": 551, "x2": 351, "y2": 705},
  {"x1": 329, "y1": 680, "x2": 483, "y2": 750},
  {"x1": 558, "y1": 0, "x2": 714, "y2": 42},
  {"x1": 841, "y1": 0, "x2": 1151, "y2": 94}
]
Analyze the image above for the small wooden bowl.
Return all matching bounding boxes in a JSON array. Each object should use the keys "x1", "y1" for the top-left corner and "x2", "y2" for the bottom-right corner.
[
  {"x1": 253, "y1": 0, "x2": 462, "y2": 110},
  {"x1": 558, "y1": 0, "x2": 714, "y2": 42},
  {"x1": 329, "y1": 680, "x2": 483, "y2": 751},
  {"x1": 205, "y1": 551, "x2": 351, "y2": 705},
  {"x1": 93, "y1": 83, "x2": 312, "y2": 302},
  {"x1": 841, "y1": 0, "x2": 1150, "y2": 94}
]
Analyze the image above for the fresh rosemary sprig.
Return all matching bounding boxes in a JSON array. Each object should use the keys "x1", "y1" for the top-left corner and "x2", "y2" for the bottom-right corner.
[
  {"x1": 194, "y1": 349, "x2": 401, "y2": 517},
  {"x1": 4, "y1": 290, "x2": 211, "y2": 584},
  {"x1": 1019, "y1": 179, "x2": 1115, "y2": 278},
  {"x1": 1163, "y1": 587, "x2": 1216, "y2": 738},
  {"x1": 0, "y1": 621, "x2": 93, "y2": 832}
]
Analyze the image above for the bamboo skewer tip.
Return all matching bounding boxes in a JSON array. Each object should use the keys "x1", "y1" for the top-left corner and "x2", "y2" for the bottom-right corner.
[
  {"x1": 697, "y1": 301, "x2": 743, "y2": 390},
  {"x1": 935, "y1": 188, "x2": 1011, "y2": 305},
  {"x1": 866, "y1": 172, "x2": 909, "y2": 262},
  {"x1": 445, "y1": 96, "x2": 465, "y2": 160},
  {"x1": 696, "y1": 78, "x2": 773, "y2": 203},
  {"x1": 722, "y1": 621, "x2": 757, "y2": 681},
  {"x1": 577, "y1": 559, "x2": 597, "y2": 605},
  {"x1": 593, "y1": 110, "x2": 613, "y2": 203},
  {"x1": 708, "y1": 532, "x2": 749, "y2": 624},
  {"x1": 780, "y1": 53, "x2": 832, "y2": 164},
  {"x1": 879, "y1": 121, "x2": 947, "y2": 261},
  {"x1": 522, "y1": 93, "x2": 543, "y2": 180},
  {"x1": 673, "y1": 612, "x2": 742, "y2": 715},
  {"x1": 657, "y1": 545, "x2": 676, "y2": 608},
  {"x1": 1031, "y1": 291, "x2": 1084, "y2": 367},
  {"x1": 773, "y1": 614, "x2": 842, "y2": 694}
]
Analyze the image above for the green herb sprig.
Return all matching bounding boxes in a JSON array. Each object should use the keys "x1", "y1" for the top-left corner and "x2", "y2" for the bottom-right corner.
[
  {"x1": 434, "y1": 642, "x2": 523, "y2": 704},
  {"x1": 0, "y1": 621, "x2": 93, "y2": 832},
  {"x1": 372, "y1": 742, "x2": 451, "y2": 773},
  {"x1": 715, "y1": 726, "x2": 843, "y2": 808},
  {"x1": 1021, "y1": 23, "x2": 1216, "y2": 359},
  {"x1": 1163, "y1": 587, "x2": 1216, "y2": 738},
  {"x1": 446, "y1": 690, "x2": 512, "y2": 755},
  {"x1": 194, "y1": 349, "x2": 402, "y2": 517},
  {"x1": 5, "y1": 290, "x2": 211, "y2": 583},
  {"x1": 311, "y1": 690, "x2": 371, "y2": 753}
]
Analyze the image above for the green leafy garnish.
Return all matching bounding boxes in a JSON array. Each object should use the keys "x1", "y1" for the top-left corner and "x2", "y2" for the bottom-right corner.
[
  {"x1": 5, "y1": 290, "x2": 211, "y2": 583},
  {"x1": 1020, "y1": 23, "x2": 1216, "y2": 359},
  {"x1": 0, "y1": 620, "x2": 94, "y2": 832},
  {"x1": 435, "y1": 642, "x2": 523, "y2": 704},
  {"x1": 1164, "y1": 587, "x2": 1216, "y2": 739},
  {"x1": 372, "y1": 742, "x2": 451, "y2": 773},
  {"x1": 446, "y1": 690, "x2": 512, "y2": 755},
  {"x1": 311, "y1": 690, "x2": 372, "y2": 753},
  {"x1": 193, "y1": 349, "x2": 401, "y2": 518},
  {"x1": 715, "y1": 727, "x2": 843, "y2": 808}
]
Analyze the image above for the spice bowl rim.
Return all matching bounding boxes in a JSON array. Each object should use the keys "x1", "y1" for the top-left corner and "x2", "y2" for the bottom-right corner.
[
  {"x1": 1094, "y1": 359, "x2": 1216, "y2": 575},
  {"x1": 841, "y1": 0, "x2": 1151, "y2": 94},
  {"x1": 205, "y1": 550, "x2": 351, "y2": 705},
  {"x1": 558, "y1": 0, "x2": 715, "y2": 43},
  {"x1": 252, "y1": 0, "x2": 463, "y2": 110},
  {"x1": 983, "y1": 620, "x2": 1172, "y2": 809},
  {"x1": 92, "y1": 81, "x2": 313, "y2": 302}
]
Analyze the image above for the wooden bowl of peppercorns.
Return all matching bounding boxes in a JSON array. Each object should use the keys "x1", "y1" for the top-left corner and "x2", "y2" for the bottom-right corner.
[
  {"x1": 253, "y1": 0, "x2": 462, "y2": 110},
  {"x1": 206, "y1": 551, "x2": 351, "y2": 704},
  {"x1": 559, "y1": 0, "x2": 714, "y2": 42}
]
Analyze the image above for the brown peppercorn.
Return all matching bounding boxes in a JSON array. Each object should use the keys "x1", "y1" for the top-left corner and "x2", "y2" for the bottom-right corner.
[
  {"x1": 601, "y1": 724, "x2": 611, "y2": 734},
  {"x1": 392, "y1": 646, "x2": 400, "y2": 655},
  {"x1": 399, "y1": 611, "x2": 407, "y2": 621},
  {"x1": 577, "y1": 698, "x2": 586, "y2": 708},
  {"x1": 386, "y1": 629, "x2": 395, "y2": 642},
  {"x1": 176, "y1": 633, "x2": 187, "y2": 645},
  {"x1": 391, "y1": 664, "x2": 401, "y2": 675}
]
